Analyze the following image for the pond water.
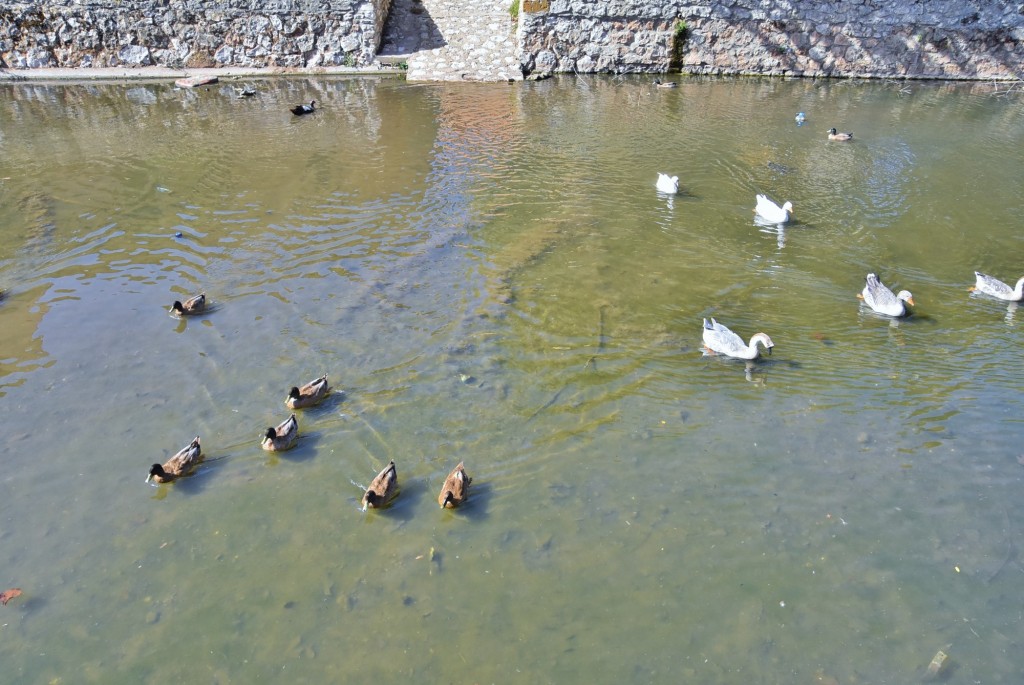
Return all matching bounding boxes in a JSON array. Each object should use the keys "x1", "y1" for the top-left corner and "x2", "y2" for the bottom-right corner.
[{"x1": 1, "y1": 74, "x2": 1023, "y2": 684}]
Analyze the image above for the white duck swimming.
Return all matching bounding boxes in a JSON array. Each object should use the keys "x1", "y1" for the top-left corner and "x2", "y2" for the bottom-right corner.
[
  {"x1": 859, "y1": 273, "x2": 914, "y2": 317},
  {"x1": 971, "y1": 271, "x2": 1024, "y2": 301},
  {"x1": 755, "y1": 194, "x2": 792, "y2": 224},
  {"x1": 656, "y1": 173, "x2": 679, "y2": 194},
  {"x1": 702, "y1": 318, "x2": 775, "y2": 360}
]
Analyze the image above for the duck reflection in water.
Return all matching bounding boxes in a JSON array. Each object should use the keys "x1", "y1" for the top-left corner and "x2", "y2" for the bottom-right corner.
[{"x1": 754, "y1": 215, "x2": 786, "y2": 249}]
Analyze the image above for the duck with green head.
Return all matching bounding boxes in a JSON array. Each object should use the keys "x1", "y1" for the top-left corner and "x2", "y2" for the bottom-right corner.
[
  {"x1": 147, "y1": 436, "x2": 202, "y2": 483},
  {"x1": 169, "y1": 292, "x2": 206, "y2": 316},
  {"x1": 261, "y1": 414, "x2": 298, "y2": 451},
  {"x1": 285, "y1": 373, "x2": 330, "y2": 409}
]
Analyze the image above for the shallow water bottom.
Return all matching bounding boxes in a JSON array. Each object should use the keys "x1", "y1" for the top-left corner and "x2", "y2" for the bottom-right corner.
[{"x1": 0, "y1": 75, "x2": 1022, "y2": 684}]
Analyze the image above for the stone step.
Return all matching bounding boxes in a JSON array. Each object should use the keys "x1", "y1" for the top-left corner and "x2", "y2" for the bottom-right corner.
[
  {"x1": 377, "y1": 0, "x2": 522, "y2": 82},
  {"x1": 174, "y1": 75, "x2": 219, "y2": 88}
]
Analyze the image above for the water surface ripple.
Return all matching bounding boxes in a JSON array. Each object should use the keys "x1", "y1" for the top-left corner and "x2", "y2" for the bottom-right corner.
[{"x1": 0, "y1": 76, "x2": 1022, "y2": 685}]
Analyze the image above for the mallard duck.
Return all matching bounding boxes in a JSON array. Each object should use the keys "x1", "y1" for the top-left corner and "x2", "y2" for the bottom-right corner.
[
  {"x1": 285, "y1": 373, "x2": 330, "y2": 409},
  {"x1": 755, "y1": 194, "x2": 792, "y2": 224},
  {"x1": 169, "y1": 292, "x2": 205, "y2": 316},
  {"x1": 827, "y1": 127, "x2": 854, "y2": 141},
  {"x1": 702, "y1": 318, "x2": 774, "y2": 360},
  {"x1": 653, "y1": 79, "x2": 678, "y2": 89},
  {"x1": 656, "y1": 173, "x2": 679, "y2": 194},
  {"x1": 147, "y1": 436, "x2": 202, "y2": 483},
  {"x1": 438, "y1": 461, "x2": 472, "y2": 509},
  {"x1": 291, "y1": 100, "x2": 316, "y2": 116},
  {"x1": 858, "y1": 273, "x2": 914, "y2": 317},
  {"x1": 261, "y1": 413, "x2": 298, "y2": 451},
  {"x1": 362, "y1": 460, "x2": 397, "y2": 511},
  {"x1": 971, "y1": 271, "x2": 1024, "y2": 301}
]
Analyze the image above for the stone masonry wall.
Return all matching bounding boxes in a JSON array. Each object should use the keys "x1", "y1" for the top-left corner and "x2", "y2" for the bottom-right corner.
[
  {"x1": 0, "y1": 0, "x2": 392, "y2": 69},
  {"x1": 518, "y1": 0, "x2": 1024, "y2": 79},
  {"x1": 2, "y1": 0, "x2": 1023, "y2": 79}
]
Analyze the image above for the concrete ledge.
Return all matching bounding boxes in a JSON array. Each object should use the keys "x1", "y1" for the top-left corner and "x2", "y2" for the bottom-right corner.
[{"x1": 0, "y1": 65, "x2": 407, "y2": 83}]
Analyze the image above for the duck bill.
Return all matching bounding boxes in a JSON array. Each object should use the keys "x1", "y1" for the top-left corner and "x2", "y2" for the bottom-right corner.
[{"x1": 906, "y1": 297, "x2": 916, "y2": 306}]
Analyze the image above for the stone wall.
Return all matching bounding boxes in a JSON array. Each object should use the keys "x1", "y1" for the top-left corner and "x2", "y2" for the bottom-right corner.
[
  {"x1": 518, "y1": 0, "x2": 1024, "y2": 79},
  {"x1": 0, "y1": 0, "x2": 392, "y2": 69},
  {"x1": 2, "y1": 0, "x2": 1023, "y2": 79}
]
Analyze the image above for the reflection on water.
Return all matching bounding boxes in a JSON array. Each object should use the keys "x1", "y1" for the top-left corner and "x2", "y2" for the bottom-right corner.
[
  {"x1": 754, "y1": 215, "x2": 788, "y2": 249},
  {"x1": 1, "y1": 76, "x2": 1023, "y2": 683}
]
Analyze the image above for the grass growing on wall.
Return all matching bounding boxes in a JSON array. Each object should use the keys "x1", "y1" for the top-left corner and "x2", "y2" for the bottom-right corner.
[
  {"x1": 669, "y1": 19, "x2": 688, "y2": 72},
  {"x1": 510, "y1": 0, "x2": 519, "y2": 22}
]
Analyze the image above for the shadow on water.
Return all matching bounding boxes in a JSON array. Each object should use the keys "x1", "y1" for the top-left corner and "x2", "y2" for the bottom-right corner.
[
  {"x1": 277, "y1": 431, "x2": 323, "y2": 463},
  {"x1": 258, "y1": 431, "x2": 323, "y2": 466},
  {"x1": 451, "y1": 479, "x2": 492, "y2": 522},
  {"x1": 292, "y1": 390, "x2": 347, "y2": 418},
  {"x1": 379, "y1": 478, "x2": 427, "y2": 524},
  {"x1": 855, "y1": 306, "x2": 940, "y2": 327}
]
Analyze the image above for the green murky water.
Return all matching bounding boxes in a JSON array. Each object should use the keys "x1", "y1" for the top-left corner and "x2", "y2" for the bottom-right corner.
[{"x1": 1, "y1": 75, "x2": 1022, "y2": 684}]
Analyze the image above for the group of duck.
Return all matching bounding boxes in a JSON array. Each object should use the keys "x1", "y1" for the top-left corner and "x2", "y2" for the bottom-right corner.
[
  {"x1": 654, "y1": 123, "x2": 1024, "y2": 363},
  {"x1": 151, "y1": 292, "x2": 473, "y2": 512},
  {"x1": 697, "y1": 268, "x2": 1021, "y2": 362},
  {"x1": 232, "y1": 83, "x2": 316, "y2": 117},
  {"x1": 153, "y1": 107, "x2": 1022, "y2": 488}
]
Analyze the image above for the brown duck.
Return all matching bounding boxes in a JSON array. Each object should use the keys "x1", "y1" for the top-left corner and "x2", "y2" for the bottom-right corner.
[
  {"x1": 147, "y1": 436, "x2": 203, "y2": 483},
  {"x1": 261, "y1": 414, "x2": 298, "y2": 451},
  {"x1": 285, "y1": 373, "x2": 330, "y2": 409},
  {"x1": 438, "y1": 461, "x2": 472, "y2": 508},
  {"x1": 361, "y1": 460, "x2": 397, "y2": 511}
]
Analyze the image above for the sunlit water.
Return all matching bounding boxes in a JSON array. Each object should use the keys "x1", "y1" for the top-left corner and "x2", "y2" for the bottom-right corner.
[{"x1": 1, "y1": 75, "x2": 1023, "y2": 684}]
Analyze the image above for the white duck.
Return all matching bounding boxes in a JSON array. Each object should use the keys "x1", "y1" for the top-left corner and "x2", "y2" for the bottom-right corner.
[
  {"x1": 971, "y1": 271, "x2": 1024, "y2": 301},
  {"x1": 755, "y1": 194, "x2": 792, "y2": 224},
  {"x1": 656, "y1": 173, "x2": 679, "y2": 194},
  {"x1": 702, "y1": 318, "x2": 775, "y2": 360},
  {"x1": 859, "y1": 273, "x2": 914, "y2": 317}
]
